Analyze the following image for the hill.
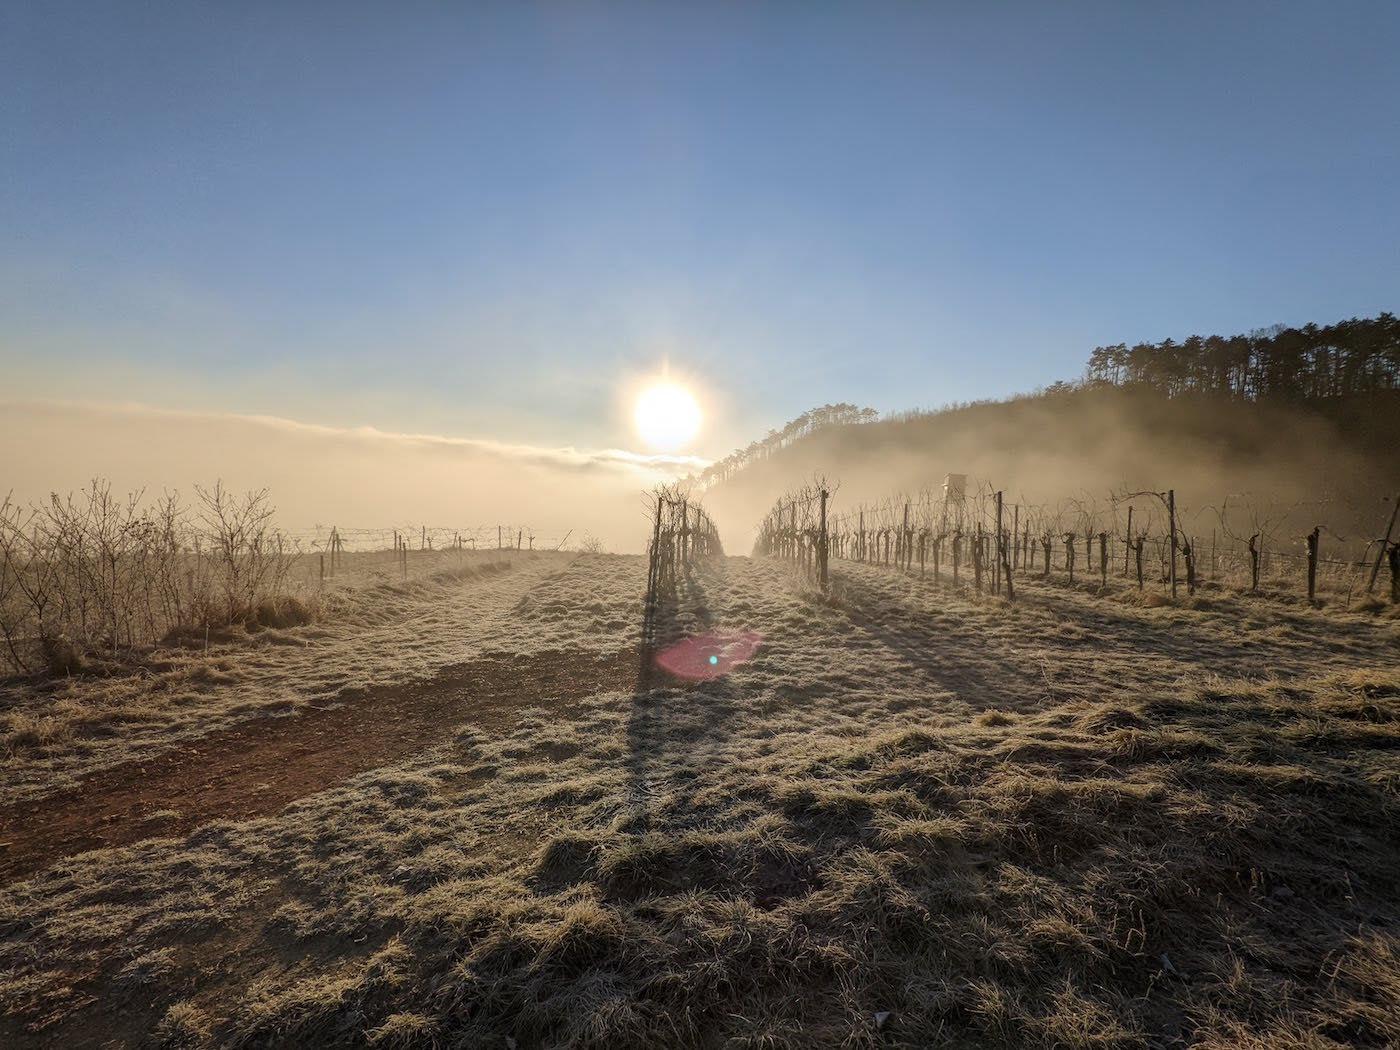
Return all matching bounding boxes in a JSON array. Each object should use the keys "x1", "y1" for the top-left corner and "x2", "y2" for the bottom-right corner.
[
  {"x1": 704, "y1": 311, "x2": 1400, "y2": 545},
  {"x1": 704, "y1": 385, "x2": 1400, "y2": 550}
]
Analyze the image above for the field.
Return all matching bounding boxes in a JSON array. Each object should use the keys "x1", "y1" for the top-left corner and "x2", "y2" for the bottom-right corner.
[{"x1": 2, "y1": 547, "x2": 1399, "y2": 1048}]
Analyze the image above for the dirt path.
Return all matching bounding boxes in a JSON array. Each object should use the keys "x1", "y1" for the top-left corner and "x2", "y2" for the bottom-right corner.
[
  {"x1": 0, "y1": 645, "x2": 643, "y2": 886},
  {"x1": 0, "y1": 553, "x2": 603, "y2": 807}
]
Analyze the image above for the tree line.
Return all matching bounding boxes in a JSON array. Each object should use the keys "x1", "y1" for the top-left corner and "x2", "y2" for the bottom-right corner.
[{"x1": 1085, "y1": 312, "x2": 1400, "y2": 400}]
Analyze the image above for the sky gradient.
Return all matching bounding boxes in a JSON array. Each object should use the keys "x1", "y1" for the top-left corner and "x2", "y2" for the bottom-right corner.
[{"x1": 5, "y1": 1, "x2": 1399, "y2": 461}]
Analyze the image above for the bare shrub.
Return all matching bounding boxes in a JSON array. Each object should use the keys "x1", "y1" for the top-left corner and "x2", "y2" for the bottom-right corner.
[{"x1": 0, "y1": 480, "x2": 303, "y2": 675}]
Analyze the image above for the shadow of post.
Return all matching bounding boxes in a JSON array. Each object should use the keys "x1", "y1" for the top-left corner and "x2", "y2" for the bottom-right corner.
[{"x1": 623, "y1": 559, "x2": 729, "y2": 835}]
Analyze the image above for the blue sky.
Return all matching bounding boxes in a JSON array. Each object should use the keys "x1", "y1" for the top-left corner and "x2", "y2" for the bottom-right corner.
[{"x1": 5, "y1": 1, "x2": 1398, "y2": 459}]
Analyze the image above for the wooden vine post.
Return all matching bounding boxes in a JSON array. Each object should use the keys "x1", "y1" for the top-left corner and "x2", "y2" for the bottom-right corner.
[
  {"x1": 1306, "y1": 526, "x2": 1321, "y2": 603},
  {"x1": 680, "y1": 500, "x2": 690, "y2": 566},
  {"x1": 972, "y1": 526, "x2": 983, "y2": 592},
  {"x1": 1123, "y1": 505, "x2": 1133, "y2": 576},
  {"x1": 818, "y1": 487, "x2": 829, "y2": 593},
  {"x1": 1366, "y1": 495, "x2": 1399, "y2": 595},
  {"x1": 903, "y1": 501, "x2": 912, "y2": 572},
  {"x1": 1167, "y1": 489, "x2": 1178, "y2": 600},
  {"x1": 646, "y1": 497, "x2": 661, "y2": 606},
  {"x1": 993, "y1": 492, "x2": 1003, "y2": 593},
  {"x1": 997, "y1": 491, "x2": 1015, "y2": 601}
]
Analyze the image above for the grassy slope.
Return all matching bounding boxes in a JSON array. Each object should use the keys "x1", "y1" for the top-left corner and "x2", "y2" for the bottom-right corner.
[{"x1": 2, "y1": 553, "x2": 1398, "y2": 1048}]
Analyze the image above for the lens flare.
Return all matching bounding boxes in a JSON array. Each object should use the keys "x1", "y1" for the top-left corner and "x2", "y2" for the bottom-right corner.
[{"x1": 654, "y1": 629, "x2": 763, "y2": 681}]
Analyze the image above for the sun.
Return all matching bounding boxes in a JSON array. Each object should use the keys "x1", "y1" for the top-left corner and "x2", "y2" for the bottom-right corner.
[{"x1": 633, "y1": 381, "x2": 702, "y2": 452}]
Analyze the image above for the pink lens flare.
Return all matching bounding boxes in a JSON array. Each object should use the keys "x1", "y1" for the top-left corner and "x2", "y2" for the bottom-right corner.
[{"x1": 654, "y1": 629, "x2": 763, "y2": 681}]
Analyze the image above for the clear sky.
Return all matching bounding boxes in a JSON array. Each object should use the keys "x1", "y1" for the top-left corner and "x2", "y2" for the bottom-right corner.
[{"x1": 5, "y1": 1, "x2": 1398, "y2": 460}]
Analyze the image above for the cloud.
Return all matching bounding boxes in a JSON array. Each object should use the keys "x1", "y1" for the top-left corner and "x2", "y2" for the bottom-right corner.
[
  {"x1": 1, "y1": 398, "x2": 711, "y2": 476},
  {"x1": 0, "y1": 397, "x2": 716, "y2": 552}
]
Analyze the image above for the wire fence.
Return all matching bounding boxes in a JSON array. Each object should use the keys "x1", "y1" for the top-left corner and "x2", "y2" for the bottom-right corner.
[
  {"x1": 0, "y1": 480, "x2": 580, "y2": 675},
  {"x1": 284, "y1": 524, "x2": 572, "y2": 554}
]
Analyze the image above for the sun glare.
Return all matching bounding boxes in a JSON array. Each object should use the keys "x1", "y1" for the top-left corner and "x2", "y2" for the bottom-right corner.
[{"x1": 633, "y1": 381, "x2": 702, "y2": 452}]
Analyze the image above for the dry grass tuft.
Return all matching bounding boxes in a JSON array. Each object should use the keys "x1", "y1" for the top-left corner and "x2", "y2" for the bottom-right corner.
[
  {"x1": 153, "y1": 1002, "x2": 212, "y2": 1048},
  {"x1": 249, "y1": 595, "x2": 316, "y2": 630}
]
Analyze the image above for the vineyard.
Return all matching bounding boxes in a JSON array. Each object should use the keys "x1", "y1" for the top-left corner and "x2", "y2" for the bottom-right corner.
[
  {"x1": 643, "y1": 485, "x2": 723, "y2": 613},
  {"x1": 756, "y1": 474, "x2": 1400, "y2": 607},
  {"x1": 5, "y1": 467, "x2": 1392, "y2": 682}
]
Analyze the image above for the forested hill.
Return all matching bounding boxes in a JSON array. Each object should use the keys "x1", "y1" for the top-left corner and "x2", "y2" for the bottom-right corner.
[{"x1": 701, "y1": 313, "x2": 1400, "y2": 539}]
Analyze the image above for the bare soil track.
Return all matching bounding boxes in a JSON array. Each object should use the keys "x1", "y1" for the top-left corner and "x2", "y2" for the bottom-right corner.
[{"x1": 0, "y1": 646, "x2": 641, "y2": 885}]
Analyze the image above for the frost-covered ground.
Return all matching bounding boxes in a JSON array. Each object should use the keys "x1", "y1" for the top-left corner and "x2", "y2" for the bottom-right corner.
[
  {"x1": 0, "y1": 551, "x2": 637, "y2": 804},
  {"x1": 1, "y1": 552, "x2": 1398, "y2": 1048}
]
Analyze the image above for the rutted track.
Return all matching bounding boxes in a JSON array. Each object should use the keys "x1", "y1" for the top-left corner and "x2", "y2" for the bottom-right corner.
[{"x1": 0, "y1": 645, "x2": 642, "y2": 886}]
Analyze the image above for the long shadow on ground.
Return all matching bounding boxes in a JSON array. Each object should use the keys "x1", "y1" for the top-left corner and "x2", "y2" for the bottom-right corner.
[
  {"x1": 833, "y1": 559, "x2": 1395, "y2": 696},
  {"x1": 623, "y1": 561, "x2": 743, "y2": 836},
  {"x1": 830, "y1": 570, "x2": 1048, "y2": 710}
]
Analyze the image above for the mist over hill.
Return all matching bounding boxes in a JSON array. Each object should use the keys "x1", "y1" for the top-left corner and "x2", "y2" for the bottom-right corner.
[{"x1": 703, "y1": 313, "x2": 1400, "y2": 544}]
